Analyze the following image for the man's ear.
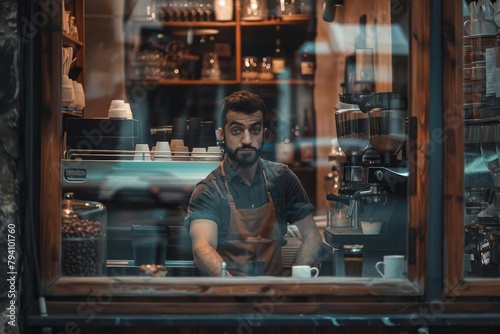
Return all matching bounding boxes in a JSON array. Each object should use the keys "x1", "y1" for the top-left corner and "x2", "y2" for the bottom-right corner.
[{"x1": 218, "y1": 127, "x2": 224, "y2": 141}]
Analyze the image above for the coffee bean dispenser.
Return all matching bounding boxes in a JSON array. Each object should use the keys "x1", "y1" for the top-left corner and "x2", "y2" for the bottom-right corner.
[{"x1": 61, "y1": 192, "x2": 107, "y2": 276}]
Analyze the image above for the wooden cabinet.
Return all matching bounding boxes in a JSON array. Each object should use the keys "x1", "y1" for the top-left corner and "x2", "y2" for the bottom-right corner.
[
  {"x1": 123, "y1": 1, "x2": 316, "y2": 161},
  {"x1": 62, "y1": 0, "x2": 86, "y2": 117}
]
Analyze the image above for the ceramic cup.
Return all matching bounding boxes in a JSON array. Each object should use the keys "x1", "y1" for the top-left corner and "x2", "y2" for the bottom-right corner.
[
  {"x1": 207, "y1": 146, "x2": 221, "y2": 153},
  {"x1": 470, "y1": 19, "x2": 482, "y2": 35},
  {"x1": 173, "y1": 145, "x2": 189, "y2": 161},
  {"x1": 191, "y1": 147, "x2": 207, "y2": 161},
  {"x1": 206, "y1": 146, "x2": 222, "y2": 161},
  {"x1": 495, "y1": 0, "x2": 500, "y2": 26},
  {"x1": 61, "y1": 75, "x2": 75, "y2": 106},
  {"x1": 69, "y1": 81, "x2": 85, "y2": 110},
  {"x1": 134, "y1": 144, "x2": 151, "y2": 161},
  {"x1": 109, "y1": 99, "x2": 126, "y2": 109},
  {"x1": 292, "y1": 265, "x2": 319, "y2": 278},
  {"x1": 109, "y1": 100, "x2": 132, "y2": 119},
  {"x1": 361, "y1": 221, "x2": 382, "y2": 235},
  {"x1": 124, "y1": 103, "x2": 133, "y2": 119},
  {"x1": 375, "y1": 255, "x2": 406, "y2": 278},
  {"x1": 482, "y1": 19, "x2": 496, "y2": 34},
  {"x1": 154, "y1": 141, "x2": 172, "y2": 161},
  {"x1": 170, "y1": 139, "x2": 185, "y2": 152}
]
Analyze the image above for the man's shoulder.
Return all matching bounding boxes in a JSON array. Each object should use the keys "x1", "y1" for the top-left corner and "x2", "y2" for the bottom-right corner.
[
  {"x1": 197, "y1": 165, "x2": 223, "y2": 188},
  {"x1": 260, "y1": 159, "x2": 291, "y2": 181},
  {"x1": 261, "y1": 159, "x2": 290, "y2": 174}
]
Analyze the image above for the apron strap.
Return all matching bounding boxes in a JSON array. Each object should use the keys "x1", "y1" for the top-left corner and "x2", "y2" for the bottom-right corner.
[{"x1": 221, "y1": 161, "x2": 235, "y2": 204}]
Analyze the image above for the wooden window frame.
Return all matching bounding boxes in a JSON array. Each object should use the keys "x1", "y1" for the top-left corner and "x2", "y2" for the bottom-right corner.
[
  {"x1": 38, "y1": 0, "x2": 430, "y2": 312},
  {"x1": 443, "y1": 0, "x2": 500, "y2": 297}
]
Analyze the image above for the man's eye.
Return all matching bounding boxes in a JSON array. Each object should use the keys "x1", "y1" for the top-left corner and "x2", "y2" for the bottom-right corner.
[
  {"x1": 251, "y1": 127, "x2": 262, "y2": 135},
  {"x1": 230, "y1": 127, "x2": 242, "y2": 134}
]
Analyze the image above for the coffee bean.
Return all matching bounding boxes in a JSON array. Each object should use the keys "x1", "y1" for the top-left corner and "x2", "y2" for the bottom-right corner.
[{"x1": 61, "y1": 215, "x2": 105, "y2": 276}]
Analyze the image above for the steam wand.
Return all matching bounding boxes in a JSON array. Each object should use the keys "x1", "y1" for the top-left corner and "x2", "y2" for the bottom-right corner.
[{"x1": 326, "y1": 183, "x2": 383, "y2": 219}]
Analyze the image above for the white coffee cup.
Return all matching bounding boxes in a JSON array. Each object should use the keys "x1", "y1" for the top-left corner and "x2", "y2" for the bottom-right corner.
[
  {"x1": 207, "y1": 146, "x2": 223, "y2": 160},
  {"x1": 134, "y1": 144, "x2": 151, "y2": 161},
  {"x1": 482, "y1": 19, "x2": 496, "y2": 34},
  {"x1": 375, "y1": 255, "x2": 406, "y2": 278},
  {"x1": 109, "y1": 99, "x2": 126, "y2": 109},
  {"x1": 495, "y1": 0, "x2": 500, "y2": 26},
  {"x1": 154, "y1": 141, "x2": 172, "y2": 161},
  {"x1": 361, "y1": 221, "x2": 382, "y2": 235},
  {"x1": 292, "y1": 265, "x2": 319, "y2": 278},
  {"x1": 470, "y1": 19, "x2": 483, "y2": 35},
  {"x1": 191, "y1": 147, "x2": 207, "y2": 161}
]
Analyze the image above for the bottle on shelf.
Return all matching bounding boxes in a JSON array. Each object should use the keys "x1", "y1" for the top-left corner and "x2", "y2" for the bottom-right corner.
[
  {"x1": 300, "y1": 44, "x2": 315, "y2": 79},
  {"x1": 275, "y1": 114, "x2": 295, "y2": 164},
  {"x1": 276, "y1": 135, "x2": 295, "y2": 165},
  {"x1": 272, "y1": 26, "x2": 286, "y2": 79},
  {"x1": 292, "y1": 122, "x2": 301, "y2": 166},
  {"x1": 299, "y1": 108, "x2": 315, "y2": 166}
]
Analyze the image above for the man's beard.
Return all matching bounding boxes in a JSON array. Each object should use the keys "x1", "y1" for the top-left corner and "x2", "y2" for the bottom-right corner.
[{"x1": 223, "y1": 143, "x2": 263, "y2": 168}]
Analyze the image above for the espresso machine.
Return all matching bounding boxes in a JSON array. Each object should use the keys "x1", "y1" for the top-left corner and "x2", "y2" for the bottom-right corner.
[{"x1": 324, "y1": 92, "x2": 409, "y2": 277}]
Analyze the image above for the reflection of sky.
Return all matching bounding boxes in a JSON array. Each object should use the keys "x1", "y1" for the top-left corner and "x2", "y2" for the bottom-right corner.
[
  {"x1": 465, "y1": 151, "x2": 494, "y2": 188},
  {"x1": 317, "y1": 23, "x2": 408, "y2": 55}
]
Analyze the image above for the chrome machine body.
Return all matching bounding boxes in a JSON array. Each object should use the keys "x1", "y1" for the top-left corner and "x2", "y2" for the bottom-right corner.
[
  {"x1": 61, "y1": 149, "x2": 222, "y2": 276},
  {"x1": 324, "y1": 92, "x2": 409, "y2": 277}
]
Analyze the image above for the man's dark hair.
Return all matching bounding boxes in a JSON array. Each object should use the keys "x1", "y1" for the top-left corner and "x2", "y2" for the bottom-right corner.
[{"x1": 220, "y1": 90, "x2": 266, "y2": 126}]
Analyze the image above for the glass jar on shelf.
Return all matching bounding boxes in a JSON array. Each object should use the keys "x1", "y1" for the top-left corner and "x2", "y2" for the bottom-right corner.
[{"x1": 61, "y1": 193, "x2": 107, "y2": 276}]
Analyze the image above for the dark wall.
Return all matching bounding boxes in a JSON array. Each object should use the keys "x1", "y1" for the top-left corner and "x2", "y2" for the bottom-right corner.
[{"x1": 0, "y1": 0, "x2": 21, "y2": 333}]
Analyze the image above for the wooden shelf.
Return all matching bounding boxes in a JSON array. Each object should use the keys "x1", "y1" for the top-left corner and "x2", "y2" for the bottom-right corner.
[
  {"x1": 61, "y1": 0, "x2": 85, "y2": 117},
  {"x1": 240, "y1": 79, "x2": 314, "y2": 85},
  {"x1": 126, "y1": 79, "x2": 314, "y2": 86},
  {"x1": 129, "y1": 17, "x2": 311, "y2": 28},
  {"x1": 127, "y1": 79, "x2": 238, "y2": 85},
  {"x1": 62, "y1": 110, "x2": 83, "y2": 117},
  {"x1": 62, "y1": 33, "x2": 83, "y2": 48},
  {"x1": 130, "y1": 20, "x2": 237, "y2": 28},
  {"x1": 240, "y1": 17, "x2": 312, "y2": 26}
]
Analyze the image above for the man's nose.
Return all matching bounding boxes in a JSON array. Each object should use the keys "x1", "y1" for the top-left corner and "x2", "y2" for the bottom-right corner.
[{"x1": 241, "y1": 129, "x2": 252, "y2": 144}]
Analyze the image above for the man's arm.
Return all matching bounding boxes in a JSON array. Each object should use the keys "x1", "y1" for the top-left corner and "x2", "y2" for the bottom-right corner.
[
  {"x1": 292, "y1": 213, "x2": 322, "y2": 266},
  {"x1": 189, "y1": 218, "x2": 232, "y2": 277}
]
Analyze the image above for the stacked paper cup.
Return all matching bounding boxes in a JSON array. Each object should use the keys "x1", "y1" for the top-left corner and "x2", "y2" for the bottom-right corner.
[
  {"x1": 108, "y1": 100, "x2": 133, "y2": 119},
  {"x1": 154, "y1": 141, "x2": 172, "y2": 161},
  {"x1": 68, "y1": 81, "x2": 85, "y2": 111},
  {"x1": 134, "y1": 144, "x2": 151, "y2": 161},
  {"x1": 62, "y1": 75, "x2": 75, "y2": 107}
]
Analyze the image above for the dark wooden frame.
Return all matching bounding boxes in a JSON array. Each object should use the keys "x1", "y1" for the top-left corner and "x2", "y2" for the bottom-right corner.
[
  {"x1": 39, "y1": 0, "x2": 431, "y2": 314},
  {"x1": 443, "y1": 0, "x2": 500, "y2": 297}
]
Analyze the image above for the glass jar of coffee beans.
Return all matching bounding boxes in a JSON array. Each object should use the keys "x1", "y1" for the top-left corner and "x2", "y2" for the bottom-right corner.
[{"x1": 61, "y1": 193, "x2": 107, "y2": 276}]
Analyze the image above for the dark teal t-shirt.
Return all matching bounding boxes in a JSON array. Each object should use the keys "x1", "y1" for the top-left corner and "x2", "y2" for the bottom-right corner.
[{"x1": 184, "y1": 158, "x2": 315, "y2": 245}]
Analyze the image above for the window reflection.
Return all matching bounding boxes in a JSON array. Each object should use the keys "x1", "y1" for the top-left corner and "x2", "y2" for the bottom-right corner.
[{"x1": 61, "y1": 0, "x2": 410, "y2": 279}]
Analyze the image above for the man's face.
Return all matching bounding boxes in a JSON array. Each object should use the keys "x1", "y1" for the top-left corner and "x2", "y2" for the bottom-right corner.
[{"x1": 220, "y1": 110, "x2": 264, "y2": 167}]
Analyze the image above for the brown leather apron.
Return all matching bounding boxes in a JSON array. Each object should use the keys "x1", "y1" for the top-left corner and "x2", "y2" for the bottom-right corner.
[{"x1": 218, "y1": 162, "x2": 283, "y2": 276}]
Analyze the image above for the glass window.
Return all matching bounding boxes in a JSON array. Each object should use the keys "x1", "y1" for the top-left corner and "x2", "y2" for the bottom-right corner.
[
  {"x1": 58, "y1": 0, "x2": 412, "y2": 283},
  {"x1": 462, "y1": 1, "x2": 500, "y2": 279}
]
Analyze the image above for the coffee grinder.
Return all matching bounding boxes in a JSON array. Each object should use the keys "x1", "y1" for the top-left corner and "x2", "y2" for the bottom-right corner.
[{"x1": 324, "y1": 92, "x2": 409, "y2": 277}]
